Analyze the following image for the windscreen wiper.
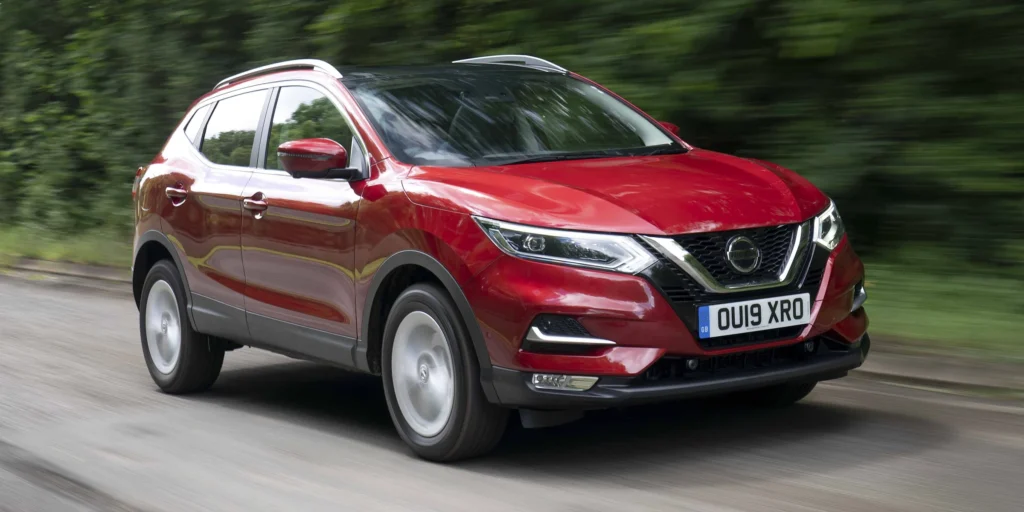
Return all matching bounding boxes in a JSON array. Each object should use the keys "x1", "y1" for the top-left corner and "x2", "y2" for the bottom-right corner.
[
  {"x1": 634, "y1": 144, "x2": 689, "y2": 156},
  {"x1": 494, "y1": 151, "x2": 619, "y2": 165},
  {"x1": 492, "y1": 145, "x2": 686, "y2": 165}
]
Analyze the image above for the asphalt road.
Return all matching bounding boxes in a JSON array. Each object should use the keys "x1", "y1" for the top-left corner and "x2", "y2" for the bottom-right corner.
[{"x1": 1, "y1": 277, "x2": 1023, "y2": 512}]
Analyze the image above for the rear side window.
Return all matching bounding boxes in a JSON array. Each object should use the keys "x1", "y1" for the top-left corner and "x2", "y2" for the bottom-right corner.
[
  {"x1": 182, "y1": 104, "x2": 211, "y2": 144},
  {"x1": 201, "y1": 90, "x2": 268, "y2": 167}
]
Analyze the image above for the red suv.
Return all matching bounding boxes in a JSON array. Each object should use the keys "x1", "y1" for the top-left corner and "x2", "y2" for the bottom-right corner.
[{"x1": 132, "y1": 56, "x2": 869, "y2": 461}]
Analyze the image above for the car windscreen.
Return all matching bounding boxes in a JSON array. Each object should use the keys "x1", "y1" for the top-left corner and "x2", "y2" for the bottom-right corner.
[{"x1": 346, "y1": 73, "x2": 682, "y2": 167}]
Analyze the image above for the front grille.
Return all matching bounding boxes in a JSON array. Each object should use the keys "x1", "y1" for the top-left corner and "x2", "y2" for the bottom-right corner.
[
  {"x1": 673, "y1": 224, "x2": 797, "y2": 285},
  {"x1": 638, "y1": 234, "x2": 829, "y2": 350},
  {"x1": 639, "y1": 341, "x2": 815, "y2": 384},
  {"x1": 660, "y1": 276, "x2": 708, "y2": 303},
  {"x1": 803, "y1": 264, "x2": 825, "y2": 293}
]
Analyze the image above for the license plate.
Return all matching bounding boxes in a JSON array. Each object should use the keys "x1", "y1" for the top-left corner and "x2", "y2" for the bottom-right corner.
[{"x1": 698, "y1": 293, "x2": 811, "y2": 339}]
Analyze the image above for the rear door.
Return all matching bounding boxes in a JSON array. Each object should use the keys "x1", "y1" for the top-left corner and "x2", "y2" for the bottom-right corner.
[
  {"x1": 162, "y1": 87, "x2": 269, "y2": 342},
  {"x1": 239, "y1": 84, "x2": 366, "y2": 367}
]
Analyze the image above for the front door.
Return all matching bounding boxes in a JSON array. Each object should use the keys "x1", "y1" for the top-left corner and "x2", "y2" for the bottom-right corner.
[
  {"x1": 240, "y1": 85, "x2": 365, "y2": 367},
  {"x1": 162, "y1": 89, "x2": 268, "y2": 342}
]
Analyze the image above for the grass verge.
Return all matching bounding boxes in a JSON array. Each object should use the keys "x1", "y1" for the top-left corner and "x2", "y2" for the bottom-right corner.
[
  {"x1": 0, "y1": 227, "x2": 131, "y2": 268},
  {"x1": 864, "y1": 262, "x2": 1024, "y2": 362}
]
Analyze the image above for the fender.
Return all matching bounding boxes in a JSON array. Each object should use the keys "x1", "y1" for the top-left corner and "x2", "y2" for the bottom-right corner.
[
  {"x1": 356, "y1": 250, "x2": 498, "y2": 402},
  {"x1": 132, "y1": 230, "x2": 197, "y2": 329}
]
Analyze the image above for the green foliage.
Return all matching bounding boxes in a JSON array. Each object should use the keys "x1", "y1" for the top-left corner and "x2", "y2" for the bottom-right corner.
[
  {"x1": 0, "y1": 226, "x2": 132, "y2": 267},
  {"x1": 202, "y1": 130, "x2": 258, "y2": 167},
  {"x1": 865, "y1": 261, "x2": 1024, "y2": 361},
  {"x1": 289, "y1": 99, "x2": 349, "y2": 140},
  {"x1": 266, "y1": 97, "x2": 351, "y2": 169},
  {"x1": 2, "y1": 0, "x2": 1020, "y2": 255}
]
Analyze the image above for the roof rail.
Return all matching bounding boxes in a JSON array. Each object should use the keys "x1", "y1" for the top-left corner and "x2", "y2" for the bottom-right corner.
[
  {"x1": 452, "y1": 54, "x2": 567, "y2": 74},
  {"x1": 214, "y1": 59, "x2": 342, "y2": 90}
]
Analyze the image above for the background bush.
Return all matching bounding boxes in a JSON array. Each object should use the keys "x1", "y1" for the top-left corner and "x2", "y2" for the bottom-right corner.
[{"x1": 0, "y1": 0, "x2": 1021, "y2": 277}]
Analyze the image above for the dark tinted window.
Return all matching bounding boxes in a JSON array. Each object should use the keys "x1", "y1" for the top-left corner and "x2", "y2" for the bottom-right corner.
[
  {"x1": 183, "y1": 104, "x2": 210, "y2": 144},
  {"x1": 201, "y1": 90, "x2": 268, "y2": 167},
  {"x1": 266, "y1": 87, "x2": 354, "y2": 171},
  {"x1": 347, "y1": 72, "x2": 676, "y2": 167}
]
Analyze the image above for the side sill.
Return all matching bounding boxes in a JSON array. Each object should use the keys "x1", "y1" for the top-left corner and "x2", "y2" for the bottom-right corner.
[
  {"x1": 247, "y1": 312, "x2": 358, "y2": 370},
  {"x1": 191, "y1": 294, "x2": 249, "y2": 344}
]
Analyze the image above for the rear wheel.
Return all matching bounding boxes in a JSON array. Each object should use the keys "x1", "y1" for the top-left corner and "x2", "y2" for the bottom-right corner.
[
  {"x1": 381, "y1": 283, "x2": 508, "y2": 461},
  {"x1": 737, "y1": 381, "x2": 817, "y2": 407},
  {"x1": 139, "y1": 260, "x2": 224, "y2": 394}
]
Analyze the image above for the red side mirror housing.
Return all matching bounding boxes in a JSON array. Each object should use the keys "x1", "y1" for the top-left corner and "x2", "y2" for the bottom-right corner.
[
  {"x1": 278, "y1": 138, "x2": 348, "y2": 177},
  {"x1": 658, "y1": 121, "x2": 680, "y2": 136}
]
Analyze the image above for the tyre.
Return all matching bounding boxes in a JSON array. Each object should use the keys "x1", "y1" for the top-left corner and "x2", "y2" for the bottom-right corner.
[
  {"x1": 736, "y1": 381, "x2": 817, "y2": 407},
  {"x1": 381, "y1": 283, "x2": 508, "y2": 461},
  {"x1": 139, "y1": 260, "x2": 224, "y2": 394}
]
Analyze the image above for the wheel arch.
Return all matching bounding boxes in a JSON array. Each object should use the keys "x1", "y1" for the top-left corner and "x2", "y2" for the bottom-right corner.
[
  {"x1": 132, "y1": 230, "x2": 196, "y2": 329},
  {"x1": 357, "y1": 250, "x2": 498, "y2": 402}
]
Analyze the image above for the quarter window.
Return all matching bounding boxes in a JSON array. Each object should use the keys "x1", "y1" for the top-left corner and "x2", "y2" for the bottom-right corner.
[
  {"x1": 266, "y1": 86, "x2": 354, "y2": 171},
  {"x1": 201, "y1": 90, "x2": 268, "y2": 167},
  {"x1": 183, "y1": 104, "x2": 211, "y2": 144}
]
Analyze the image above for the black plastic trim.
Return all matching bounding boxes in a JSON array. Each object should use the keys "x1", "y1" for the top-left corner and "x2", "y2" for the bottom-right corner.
[
  {"x1": 357, "y1": 250, "x2": 497, "y2": 402},
  {"x1": 133, "y1": 230, "x2": 196, "y2": 327},
  {"x1": 247, "y1": 312, "x2": 357, "y2": 368},
  {"x1": 192, "y1": 293, "x2": 250, "y2": 344},
  {"x1": 490, "y1": 341, "x2": 867, "y2": 409},
  {"x1": 251, "y1": 87, "x2": 277, "y2": 168}
]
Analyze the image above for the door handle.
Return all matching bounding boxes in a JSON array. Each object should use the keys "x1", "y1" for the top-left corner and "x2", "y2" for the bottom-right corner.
[
  {"x1": 243, "y1": 194, "x2": 268, "y2": 218},
  {"x1": 165, "y1": 185, "x2": 188, "y2": 205},
  {"x1": 243, "y1": 198, "x2": 268, "y2": 211}
]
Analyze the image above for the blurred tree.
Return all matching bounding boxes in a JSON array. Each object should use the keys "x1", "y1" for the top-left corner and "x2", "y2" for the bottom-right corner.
[
  {"x1": 202, "y1": 130, "x2": 258, "y2": 167},
  {"x1": 0, "y1": 0, "x2": 1020, "y2": 271}
]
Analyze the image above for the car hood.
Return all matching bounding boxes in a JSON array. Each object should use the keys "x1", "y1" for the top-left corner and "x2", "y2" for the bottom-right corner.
[{"x1": 402, "y1": 149, "x2": 829, "y2": 235}]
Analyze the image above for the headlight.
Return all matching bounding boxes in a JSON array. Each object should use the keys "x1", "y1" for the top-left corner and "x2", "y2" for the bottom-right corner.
[
  {"x1": 812, "y1": 200, "x2": 846, "y2": 251},
  {"x1": 474, "y1": 217, "x2": 656, "y2": 274}
]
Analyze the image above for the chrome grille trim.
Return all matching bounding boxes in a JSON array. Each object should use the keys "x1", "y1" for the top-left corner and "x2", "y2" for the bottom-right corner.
[{"x1": 640, "y1": 223, "x2": 810, "y2": 294}]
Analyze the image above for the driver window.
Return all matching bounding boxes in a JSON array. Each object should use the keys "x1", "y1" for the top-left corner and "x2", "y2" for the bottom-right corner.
[{"x1": 266, "y1": 86, "x2": 356, "y2": 171}]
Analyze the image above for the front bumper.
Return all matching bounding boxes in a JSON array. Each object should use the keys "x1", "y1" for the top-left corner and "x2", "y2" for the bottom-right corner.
[
  {"x1": 490, "y1": 335, "x2": 869, "y2": 409},
  {"x1": 465, "y1": 233, "x2": 867, "y2": 378}
]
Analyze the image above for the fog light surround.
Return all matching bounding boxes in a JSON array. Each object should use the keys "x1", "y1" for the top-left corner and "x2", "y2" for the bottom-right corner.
[
  {"x1": 851, "y1": 281, "x2": 867, "y2": 312},
  {"x1": 531, "y1": 373, "x2": 599, "y2": 392}
]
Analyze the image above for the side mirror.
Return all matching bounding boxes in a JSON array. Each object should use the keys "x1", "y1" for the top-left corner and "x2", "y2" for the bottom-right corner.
[
  {"x1": 278, "y1": 138, "x2": 362, "y2": 180},
  {"x1": 658, "y1": 121, "x2": 680, "y2": 136}
]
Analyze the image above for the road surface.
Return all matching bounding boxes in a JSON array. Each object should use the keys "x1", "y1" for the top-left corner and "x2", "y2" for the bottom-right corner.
[{"x1": 1, "y1": 276, "x2": 1022, "y2": 511}]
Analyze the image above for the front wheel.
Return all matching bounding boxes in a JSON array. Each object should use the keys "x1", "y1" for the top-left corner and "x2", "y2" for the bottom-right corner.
[
  {"x1": 139, "y1": 260, "x2": 224, "y2": 394},
  {"x1": 381, "y1": 283, "x2": 508, "y2": 461}
]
